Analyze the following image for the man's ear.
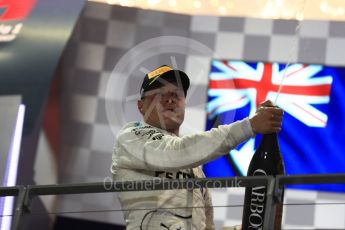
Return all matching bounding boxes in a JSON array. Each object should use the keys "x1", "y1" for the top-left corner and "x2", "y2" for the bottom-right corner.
[{"x1": 137, "y1": 100, "x2": 144, "y2": 115}]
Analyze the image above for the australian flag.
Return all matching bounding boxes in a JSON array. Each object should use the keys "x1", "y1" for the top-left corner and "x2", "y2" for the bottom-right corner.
[{"x1": 204, "y1": 60, "x2": 345, "y2": 192}]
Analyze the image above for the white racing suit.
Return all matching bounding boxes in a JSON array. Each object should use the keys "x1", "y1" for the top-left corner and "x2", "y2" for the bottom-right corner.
[{"x1": 111, "y1": 119, "x2": 254, "y2": 230}]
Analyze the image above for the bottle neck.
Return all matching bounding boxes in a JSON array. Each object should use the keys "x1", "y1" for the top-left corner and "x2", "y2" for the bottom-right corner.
[{"x1": 260, "y1": 133, "x2": 280, "y2": 152}]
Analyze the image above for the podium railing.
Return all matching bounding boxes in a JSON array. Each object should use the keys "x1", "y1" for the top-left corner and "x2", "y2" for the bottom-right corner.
[{"x1": 1, "y1": 174, "x2": 345, "y2": 230}]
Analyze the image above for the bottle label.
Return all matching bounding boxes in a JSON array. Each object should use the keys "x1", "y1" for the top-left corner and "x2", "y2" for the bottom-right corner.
[{"x1": 248, "y1": 169, "x2": 267, "y2": 229}]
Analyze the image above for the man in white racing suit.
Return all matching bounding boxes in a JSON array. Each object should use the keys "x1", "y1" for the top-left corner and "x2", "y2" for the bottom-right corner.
[{"x1": 111, "y1": 65, "x2": 283, "y2": 230}]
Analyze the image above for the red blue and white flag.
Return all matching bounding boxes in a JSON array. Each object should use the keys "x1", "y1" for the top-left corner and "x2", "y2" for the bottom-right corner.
[{"x1": 204, "y1": 60, "x2": 345, "y2": 192}]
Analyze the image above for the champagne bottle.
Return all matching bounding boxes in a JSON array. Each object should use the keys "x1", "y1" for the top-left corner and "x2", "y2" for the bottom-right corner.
[{"x1": 241, "y1": 133, "x2": 285, "y2": 229}]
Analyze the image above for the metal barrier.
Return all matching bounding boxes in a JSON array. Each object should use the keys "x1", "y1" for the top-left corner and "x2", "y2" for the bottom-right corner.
[
  {"x1": 0, "y1": 186, "x2": 27, "y2": 230},
  {"x1": 1, "y1": 174, "x2": 345, "y2": 230}
]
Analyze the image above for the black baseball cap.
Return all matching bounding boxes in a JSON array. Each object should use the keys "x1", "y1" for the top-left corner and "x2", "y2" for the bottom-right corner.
[{"x1": 140, "y1": 65, "x2": 190, "y2": 98}]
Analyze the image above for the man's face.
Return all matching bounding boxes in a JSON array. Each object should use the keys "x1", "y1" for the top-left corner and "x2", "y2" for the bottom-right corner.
[{"x1": 138, "y1": 83, "x2": 186, "y2": 132}]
